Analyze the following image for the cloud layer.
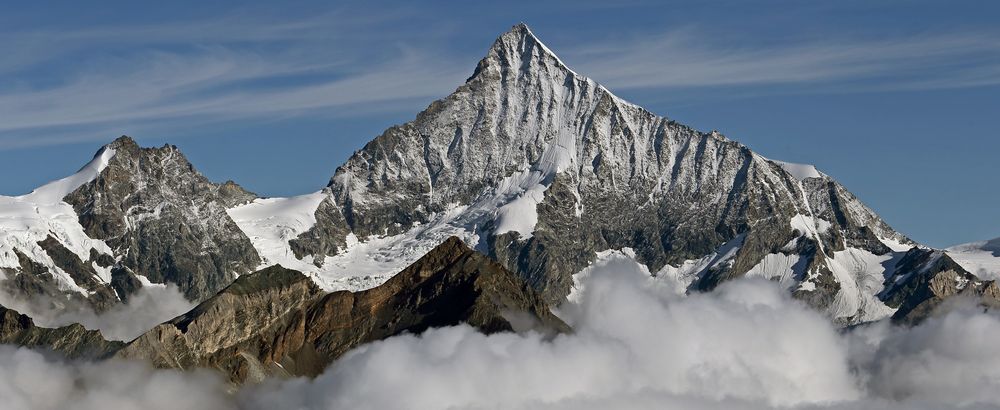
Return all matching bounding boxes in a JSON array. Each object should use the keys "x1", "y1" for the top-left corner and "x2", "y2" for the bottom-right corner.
[
  {"x1": 5, "y1": 255, "x2": 1000, "y2": 409},
  {"x1": 0, "y1": 284, "x2": 194, "y2": 341},
  {"x1": 0, "y1": 11, "x2": 470, "y2": 149}
]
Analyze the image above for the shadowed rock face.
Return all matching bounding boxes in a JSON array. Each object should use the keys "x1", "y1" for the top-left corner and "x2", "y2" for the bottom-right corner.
[
  {"x1": 0, "y1": 247, "x2": 119, "y2": 317},
  {"x1": 117, "y1": 237, "x2": 567, "y2": 385},
  {"x1": 0, "y1": 305, "x2": 123, "y2": 360},
  {"x1": 881, "y1": 248, "x2": 1000, "y2": 324},
  {"x1": 63, "y1": 136, "x2": 261, "y2": 302}
]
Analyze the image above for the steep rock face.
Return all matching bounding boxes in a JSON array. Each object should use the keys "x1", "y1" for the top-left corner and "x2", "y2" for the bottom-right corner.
[
  {"x1": 278, "y1": 24, "x2": 912, "y2": 323},
  {"x1": 0, "y1": 305, "x2": 123, "y2": 359},
  {"x1": 63, "y1": 136, "x2": 261, "y2": 301},
  {"x1": 117, "y1": 237, "x2": 566, "y2": 385},
  {"x1": 881, "y1": 248, "x2": 1000, "y2": 324}
]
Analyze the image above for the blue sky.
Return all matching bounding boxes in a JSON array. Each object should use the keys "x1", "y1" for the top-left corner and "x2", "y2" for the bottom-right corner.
[{"x1": 0, "y1": 0, "x2": 997, "y2": 247}]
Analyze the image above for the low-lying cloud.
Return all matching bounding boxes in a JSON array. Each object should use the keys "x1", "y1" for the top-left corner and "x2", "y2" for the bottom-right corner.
[
  {"x1": 4, "y1": 255, "x2": 1000, "y2": 409},
  {"x1": 0, "y1": 283, "x2": 194, "y2": 341},
  {"x1": 0, "y1": 345, "x2": 230, "y2": 410}
]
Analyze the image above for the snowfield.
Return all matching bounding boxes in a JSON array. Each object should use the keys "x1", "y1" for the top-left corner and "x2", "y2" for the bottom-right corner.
[
  {"x1": 0, "y1": 147, "x2": 117, "y2": 295},
  {"x1": 947, "y1": 238, "x2": 1000, "y2": 281}
]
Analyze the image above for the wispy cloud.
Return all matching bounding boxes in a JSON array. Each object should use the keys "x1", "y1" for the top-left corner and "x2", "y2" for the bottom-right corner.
[
  {"x1": 2, "y1": 11, "x2": 998, "y2": 150},
  {"x1": 564, "y1": 28, "x2": 1000, "y2": 92},
  {"x1": 0, "y1": 11, "x2": 470, "y2": 149}
]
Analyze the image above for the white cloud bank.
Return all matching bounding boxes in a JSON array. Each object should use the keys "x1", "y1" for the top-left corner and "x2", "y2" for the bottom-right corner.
[
  {"x1": 5, "y1": 255, "x2": 1000, "y2": 409},
  {"x1": 0, "y1": 284, "x2": 194, "y2": 341}
]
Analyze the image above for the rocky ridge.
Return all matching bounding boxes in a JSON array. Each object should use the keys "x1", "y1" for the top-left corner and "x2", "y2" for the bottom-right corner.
[
  {"x1": 250, "y1": 24, "x2": 979, "y2": 325},
  {"x1": 0, "y1": 136, "x2": 261, "y2": 318},
  {"x1": 0, "y1": 304, "x2": 123, "y2": 359},
  {"x1": 116, "y1": 237, "x2": 566, "y2": 384}
]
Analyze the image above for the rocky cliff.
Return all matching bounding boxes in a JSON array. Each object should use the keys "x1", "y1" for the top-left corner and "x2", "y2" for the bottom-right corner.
[
  {"x1": 117, "y1": 237, "x2": 566, "y2": 384},
  {"x1": 0, "y1": 305, "x2": 123, "y2": 359}
]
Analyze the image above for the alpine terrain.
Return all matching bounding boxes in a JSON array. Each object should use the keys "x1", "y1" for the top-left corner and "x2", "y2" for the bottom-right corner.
[
  {"x1": 0, "y1": 23, "x2": 997, "y2": 385},
  {"x1": 228, "y1": 23, "x2": 1000, "y2": 325}
]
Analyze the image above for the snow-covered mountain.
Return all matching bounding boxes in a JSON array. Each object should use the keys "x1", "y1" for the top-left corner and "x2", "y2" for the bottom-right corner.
[
  {"x1": 229, "y1": 24, "x2": 995, "y2": 324},
  {"x1": 0, "y1": 24, "x2": 995, "y2": 326},
  {"x1": 0, "y1": 137, "x2": 260, "y2": 315}
]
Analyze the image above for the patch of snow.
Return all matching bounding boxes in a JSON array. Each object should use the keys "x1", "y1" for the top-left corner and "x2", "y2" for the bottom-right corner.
[
  {"x1": 791, "y1": 214, "x2": 831, "y2": 236},
  {"x1": 825, "y1": 247, "x2": 900, "y2": 322},
  {"x1": 226, "y1": 191, "x2": 328, "y2": 273},
  {"x1": 772, "y1": 160, "x2": 823, "y2": 181},
  {"x1": 745, "y1": 253, "x2": 807, "y2": 288},
  {"x1": 946, "y1": 237, "x2": 1000, "y2": 281},
  {"x1": 493, "y1": 182, "x2": 546, "y2": 239},
  {"x1": 880, "y1": 237, "x2": 915, "y2": 253},
  {"x1": 308, "y1": 204, "x2": 480, "y2": 292},
  {"x1": 135, "y1": 273, "x2": 166, "y2": 288}
]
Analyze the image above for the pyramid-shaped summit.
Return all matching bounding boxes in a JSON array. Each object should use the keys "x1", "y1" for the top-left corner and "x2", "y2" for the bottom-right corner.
[
  {"x1": 252, "y1": 23, "x2": 941, "y2": 325},
  {"x1": 469, "y1": 23, "x2": 576, "y2": 79}
]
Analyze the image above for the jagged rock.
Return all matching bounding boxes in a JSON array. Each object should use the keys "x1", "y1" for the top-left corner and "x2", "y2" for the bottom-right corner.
[
  {"x1": 881, "y1": 248, "x2": 1000, "y2": 324},
  {"x1": 35, "y1": 235, "x2": 119, "y2": 308},
  {"x1": 1, "y1": 249, "x2": 116, "y2": 314},
  {"x1": 0, "y1": 305, "x2": 123, "y2": 359},
  {"x1": 110, "y1": 265, "x2": 143, "y2": 303},
  {"x1": 117, "y1": 237, "x2": 567, "y2": 385},
  {"x1": 63, "y1": 136, "x2": 262, "y2": 301},
  {"x1": 288, "y1": 195, "x2": 352, "y2": 266},
  {"x1": 277, "y1": 23, "x2": 915, "y2": 324}
]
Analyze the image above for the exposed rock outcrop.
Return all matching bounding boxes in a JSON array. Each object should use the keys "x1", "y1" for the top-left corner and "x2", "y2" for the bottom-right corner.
[
  {"x1": 0, "y1": 305, "x2": 123, "y2": 359},
  {"x1": 63, "y1": 136, "x2": 261, "y2": 301},
  {"x1": 117, "y1": 237, "x2": 567, "y2": 384},
  {"x1": 881, "y1": 248, "x2": 1000, "y2": 324}
]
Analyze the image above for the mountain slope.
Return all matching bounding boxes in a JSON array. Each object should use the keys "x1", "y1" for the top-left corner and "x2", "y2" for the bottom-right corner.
[
  {"x1": 1, "y1": 24, "x2": 992, "y2": 328},
  {"x1": 0, "y1": 145, "x2": 125, "y2": 313},
  {"x1": 0, "y1": 136, "x2": 261, "y2": 315},
  {"x1": 237, "y1": 23, "x2": 929, "y2": 324},
  {"x1": 0, "y1": 305, "x2": 123, "y2": 359},
  {"x1": 117, "y1": 237, "x2": 567, "y2": 385},
  {"x1": 64, "y1": 137, "x2": 261, "y2": 301}
]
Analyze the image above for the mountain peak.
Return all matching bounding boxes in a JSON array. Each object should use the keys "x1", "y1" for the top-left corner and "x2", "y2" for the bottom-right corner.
[
  {"x1": 499, "y1": 22, "x2": 536, "y2": 43},
  {"x1": 108, "y1": 135, "x2": 139, "y2": 150},
  {"x1": 469, "y1": 23, "x2": 576, "y2": 83}
]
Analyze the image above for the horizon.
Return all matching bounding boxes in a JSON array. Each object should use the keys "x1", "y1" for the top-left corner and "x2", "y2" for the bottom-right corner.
[{"x1": 0, "y1": 1, "x2": 997, "y2": 247}]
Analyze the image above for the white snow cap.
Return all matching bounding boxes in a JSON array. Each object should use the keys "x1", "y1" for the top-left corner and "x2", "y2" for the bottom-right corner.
[
  {"x1": 773, "y1": 160, "x2": 823, "y2": 181},
  {"x1": 0, "y1": 143, "x2": 118, "y2": 295},
  {"x1": 24, "y1": 145, "x2": 116, "y2": 202}
]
